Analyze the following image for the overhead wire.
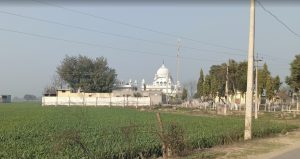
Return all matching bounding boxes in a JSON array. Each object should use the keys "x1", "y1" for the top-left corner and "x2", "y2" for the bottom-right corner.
[
  {"x1": 3, "y1": 0, "x2": 294, "y2": 64},
  {"x1": 0, "y1": 27, "x2": 224, "y2": 63},
  {"x1": 256, "y1": 0, "x2": 300, "y2": 38},
  {"x1": 31, "y1": 0, "x2": 247, "y2": 53},
  {"x1": 0, "y1": 10, "x2": 246, "y2": 57},
  {"x1": 255, "y1": 0, "x2": 299, "y2": 62},
  {"x1": 30, "y1": 0, "x2": 292, "y2": 62}
]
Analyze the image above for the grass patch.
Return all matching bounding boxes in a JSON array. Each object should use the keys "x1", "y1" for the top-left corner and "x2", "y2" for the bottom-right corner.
[{"x1": 0, "y1": 103, "x2": 297, "y2": 158}]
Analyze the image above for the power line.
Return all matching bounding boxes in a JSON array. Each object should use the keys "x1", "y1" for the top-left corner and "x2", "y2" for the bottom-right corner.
[
  {"x1": 30, "y1": 0, "x2": 293, "y2": 62},
  {"x1": 256, "y1": 0, "x2": 300, "y2": 38},
  {"x1": 3, "y1": 2, "x2": 291, "y2": 63},
  {"x1": 0, "y1": 26, "x2": 223, "y2": 63},
  {"x1": 31, "y1": 0, "x2": 247, "y2": 52},
  {"x1": 0, "y1": 10, "x2": 247, "y2": 58},
  {"x1": 4, "y1": 12, "x2": 242, "y2": 57}
]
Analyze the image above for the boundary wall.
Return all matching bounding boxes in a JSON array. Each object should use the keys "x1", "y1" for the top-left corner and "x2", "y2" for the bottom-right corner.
[{"x1": 42, "y1": 96, "x2": 151, "y2": 107}]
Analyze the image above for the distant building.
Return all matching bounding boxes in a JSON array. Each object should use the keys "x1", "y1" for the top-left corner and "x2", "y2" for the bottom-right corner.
[
  {"x1": 0, "y1": 95, "x2": 12, "y2": 103},
  {"x1": 142, "y1": 63, "x2": 181, "y2": 97},
  {"x1": 42, "y1": 63, "x2": 181, "y2": 106},
  {"x1": 113, "y1": 79, "x2": 138, "y2": 96}
]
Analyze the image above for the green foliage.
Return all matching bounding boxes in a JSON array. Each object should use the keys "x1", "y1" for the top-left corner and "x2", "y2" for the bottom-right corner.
[
  {"x1": 266, "y1": 76, "x2": 275, "y2": 100},
  {"x1": 210, "y1": 76, "x2": 219, "y2": 98},
  {"x1": 181, "y1": 88, "x2": 188, "y2": 100},
  {"x1": 196, "y1": 69, "x2": 205, "y2": 98},
  {"x1": 227, "y1": 60, "x2": 238, "y2": 94},
  {"x1": 0, "y1": 103, "x2": 297, "y2": 158},
  {"x1": 57, "y1": 55, "x2": 117, "y2": 93},
  {"x1": 258, "y1": 63, "x2": 270, "y2": 96},
  {"x1": 235, "y1": 61, "x2": 248, "y2": 94},
  {"x1": 203, "y1": 75, "x2": 211, "y2": 97},
  {"x1": 256, "y1": 63, "x2": 281, "y2": 100},
  {"x1": 199, "y1": 60, "x2": 280, "y2": 100},
  {"x1": 273, "y1": 76, "x2": 281, "y2": 92},
  {"x1": 164, "y1": 122, "x2": 186, "y2": 156},
  {"x1": 201, "y1": 60, "x2": 248, "y2": 99},
  {"x1": 23, "y1": 94, "x2": 37, "y2": 101},
  {"x1": 286, "y1": 54, "x2": 300, "y2": 92},
  {"x1": 209, "y1": 64, "x2": 227, "y2": 97}
]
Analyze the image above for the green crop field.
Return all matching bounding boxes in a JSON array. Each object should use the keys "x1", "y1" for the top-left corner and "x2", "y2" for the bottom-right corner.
[{"x1": 0, "y1": 102, "x2": 297, "y2": 158}]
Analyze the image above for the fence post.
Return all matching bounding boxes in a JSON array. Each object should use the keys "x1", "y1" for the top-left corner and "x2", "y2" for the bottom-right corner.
[
  {"x1": 82, "y1": 95, "x2": 84, "y2": 106},
  {"x1": 109, "y1": 94, "x2": 112, "y2": 107},
  {"x1": 123, "y1": 96, "x2": 125, "y2": 108},
  {"x1": 96, "y1": 97, "x2": 98, "y2": 107},
  {"x1": 297, "y1": 93, "x2": 299, "y2": 113},
  {"x1": 127, "y1": 95, "x2": 129, "y2": 107},
  {"x1": 68, "y1": 96, "x2": 70, "y2": 107},
  {"x1": 136, "y1": 97, "x2": 138, "y2": 109},
  {"x1": 56, "y1": 96, "x2": 58, "y2": 107}
]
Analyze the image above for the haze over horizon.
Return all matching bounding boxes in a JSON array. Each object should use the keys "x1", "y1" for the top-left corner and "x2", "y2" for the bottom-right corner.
[{"x1": 0, "y1": 0, "x2": 299, "y2": 97}]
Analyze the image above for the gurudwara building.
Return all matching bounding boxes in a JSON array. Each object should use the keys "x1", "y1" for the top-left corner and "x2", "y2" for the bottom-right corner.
[
  {"x1": 42, "y1": 63, "x2": 181, "y2": 106},
  {"x1": 141, "y1": 63, "x2": 181, "y2": 97}
]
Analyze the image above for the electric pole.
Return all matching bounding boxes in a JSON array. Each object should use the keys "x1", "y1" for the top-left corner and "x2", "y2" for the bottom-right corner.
[
  {"x1": 245, "y1": 0, "x2": 255, "y2": 140},
  {"x1": 225, "y1": 60, "x2": 229, "y2": 115},
  {"x1": 255, "y1": 53, "x2": 262, "y2": 119},
  {"x1": 176, "y1": 39, "x2": 181, "y2": 94}
]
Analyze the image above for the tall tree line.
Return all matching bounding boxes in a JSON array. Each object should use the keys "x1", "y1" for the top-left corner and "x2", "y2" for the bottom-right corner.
[
  {"x1": 196, "y1": 59, "x2": 281, "y2": 103},
  {"x1": 286, "y1": 54, "x2": 300, "y2": 108}
]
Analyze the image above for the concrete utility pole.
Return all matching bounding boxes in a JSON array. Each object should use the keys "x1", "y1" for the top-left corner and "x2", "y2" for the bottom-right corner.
[
  {"x1": 176, "y1": 39, "x2": 181, "y2": 93},
  {"x1": 225, "y1": 61, "x2": 229, "y2": 101},
  {"x1": 254, "y1": 53, "x2": 262, "y2": 119},
  {"x1": 225, "y1": 60, "x2": 229, "y2": 115},
  {"x1": 297, "y1": 92, "x2": 299, "y2": 112},
  {"x1": 245, "y1": 0, "x2": 255, "y2": 140}
]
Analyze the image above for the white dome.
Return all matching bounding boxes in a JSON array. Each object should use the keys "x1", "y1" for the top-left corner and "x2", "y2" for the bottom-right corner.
[{"x1": 156, "y1": 64, "x2": 169, "y2": 77}]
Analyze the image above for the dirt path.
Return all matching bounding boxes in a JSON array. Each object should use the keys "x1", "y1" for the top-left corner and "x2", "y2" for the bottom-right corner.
[
  {"x1": 185, "y1": 125, "x2": 300, "y2": 159},
  {"x1": 249, "y1": 129, "x2": 300, "y2": 159},
  {"x1": 220, "y1": 129, "x2": 300, "y2": 159}
]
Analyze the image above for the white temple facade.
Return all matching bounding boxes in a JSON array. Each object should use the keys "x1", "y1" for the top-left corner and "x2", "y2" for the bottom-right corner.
[{"x1": 141, "y1": 64, "x2": 181, "y2": 97}]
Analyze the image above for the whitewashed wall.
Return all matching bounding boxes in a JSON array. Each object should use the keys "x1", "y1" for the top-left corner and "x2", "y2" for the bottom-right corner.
[{"x1": 42, "y1": 96, "x2": 151, "y2": 107}]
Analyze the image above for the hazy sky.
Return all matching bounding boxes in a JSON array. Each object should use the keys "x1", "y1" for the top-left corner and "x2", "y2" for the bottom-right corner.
[{"x1": 0, "y1": 0, "x2": 299, "y2": 97}]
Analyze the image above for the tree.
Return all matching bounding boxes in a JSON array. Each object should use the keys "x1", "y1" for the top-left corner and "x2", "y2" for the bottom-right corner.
[
  {"x1": 43, "y1": 85, "x2": 56, "y2": 95},
  {"x1": 183, "y1": 80, "x2": 197, "y2": 99},
  {"x1": 203, "y1": 75, "x2": 211, "y2": 98},
  {"x1": 277, "y1": 87, "x2": 291, "y2": 103},
  {"x1": 196, "y1": 69, "x2": 204, "y2": 98},
  {"x1": 210, "y1": 75, "x2": 219, "y2": 100},
  {"x1": 181, "y1": 88, "x2": 188, "y2": 100},
  {"x1": 265, "y1": 76, "x2": 275, "y2": 101},
  {"x1": 273, "y1": 75, "x2": 281, "y2": 93},
  {"x1": 235, "y1": 61, "x2": 248, "y2": 95},
  {"x1": 286, "y1": 54, "x2": 300, "y2": 110},
  {"x1": 258, "y1": 63, "x2": 270, "y2": 96},
  {"x1": 24, "y1": 94, "x2": 37, "y2": 101},
  {"x1": 286, "y1": 55, "x2": 300, "y2": 92},
  {"x1": 51, "y1": 73, "x2": 67, "y2": 89},
  {"x1": 197, "y1": 60, "x2": 281, "y2": 107},
  {"x1": 209, "y1": 64, "x2": 226, "y2": 98},
  {"x1": 228, "y1": 59, "x2": 239, "y2": 95},
  {"x1": 57, "y1": 55, "x2": 117, "y2": 93},
  {"x1": 44, "y1": 73, "x2": 67, "y2": 95}
]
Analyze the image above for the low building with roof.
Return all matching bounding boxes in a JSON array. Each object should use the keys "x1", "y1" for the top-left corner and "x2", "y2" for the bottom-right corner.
[{"x1": 0, "y1": 95, "x2": 12, "y2": 103}]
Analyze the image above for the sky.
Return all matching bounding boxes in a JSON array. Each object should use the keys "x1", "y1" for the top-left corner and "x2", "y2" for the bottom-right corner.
[{"x1": 0, "y1": 0, "x2": 299, "y2": 98}]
